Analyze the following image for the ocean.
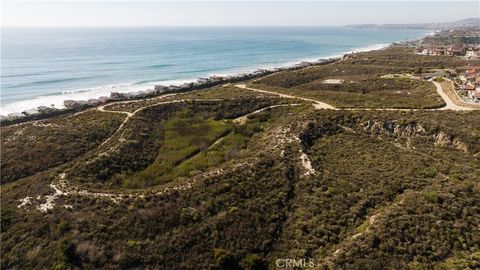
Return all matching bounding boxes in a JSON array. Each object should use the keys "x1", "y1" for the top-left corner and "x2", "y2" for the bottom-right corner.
[{"x1": 0, "y1": 27, "x2": 428, "y2": 115}]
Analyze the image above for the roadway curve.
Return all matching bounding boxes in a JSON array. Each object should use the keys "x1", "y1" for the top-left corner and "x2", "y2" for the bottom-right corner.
[{"x1": 431, "y1": 80, "x2": 478, "y2": 111}]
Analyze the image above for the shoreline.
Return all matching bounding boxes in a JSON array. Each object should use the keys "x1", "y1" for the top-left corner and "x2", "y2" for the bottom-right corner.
[
  {"x1": 0, "y1": 33, "x2": 430, "y2": 120},
  {"x1": 0, "y1": 43, "x2": 390, "y2": 116}
]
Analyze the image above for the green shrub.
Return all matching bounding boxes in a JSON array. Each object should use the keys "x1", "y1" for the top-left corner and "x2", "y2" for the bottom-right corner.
[
  {"x1": 425, "y1": 191, "x2": 443, "y2": 204},
  {"x1": 240, "y1": 254, "x2": 267, "y2": 270}
]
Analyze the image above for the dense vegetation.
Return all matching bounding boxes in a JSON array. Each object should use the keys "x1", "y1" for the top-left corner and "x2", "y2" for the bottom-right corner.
[
  {"x1": 0, "y1": 111, "x2": 124, "y2": 183},
  {"x1": 2, "y1": 106, "x2": 479, "y2": 269},
  {"x1": 67, "y1": 98, "x2": 284, "y2": 188}
]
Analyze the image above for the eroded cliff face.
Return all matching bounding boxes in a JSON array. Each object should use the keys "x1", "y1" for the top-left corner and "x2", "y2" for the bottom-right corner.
[
  {"x1": 362, "y1": 120, "x2": 471, "y2": 153},
  {"x1": 363, "y1": 120, "x2": 427, "y2": 137},
  {"x1": 297, "y1": 118, "x2": 474, "y2": 155},
  {"x1": 433, "y1": 131, "x2": 469, "y2": 153}
]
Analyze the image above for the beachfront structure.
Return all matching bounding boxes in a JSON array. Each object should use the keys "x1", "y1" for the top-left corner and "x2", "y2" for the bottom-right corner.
[
  {"x1": 64, "y1": 100, "x2": 80, "y2": 109},
  {"x1": 180, "y1": 82, "x2": 193, "y2": 89},
  {"x1": 7, "y1": 112, "x2": 24, "y2": 119},
  {"x1": 123, "y1": 91, "x2": 148, "y2": 99},
  {"x1": 154, "y1": 85, "x2": 169, "y2": 93},
  {"x1": 64, "y1": 100, "x2": 89, "y2": 109},
  {"x1": 197, "y1": 78, "x2": 210, "y2": 84},
  {"x1": 98, "y1": 96, "x2": 111, "y2": 102},
  {"x1": 209, "y1": 75, "x2": 224, "y2": 83},
  {"x1": 167, "y1": 85, "x2": 181, "y2": 92},
  {"x1": 88, "y1": 99, "x2": 103, "y2": 106},
  {"x1": 110, "y1": 92, "x2": 126, "y2": 100},
  {"x1": 22, "y1": 109, "x2": 40, "y2": 116},
  {"x1": 294, "y1": 62, "x2": 313, "y2": 68},
  {"x1": 37, "y1": 106, "x2": 53, "y2": 112}
]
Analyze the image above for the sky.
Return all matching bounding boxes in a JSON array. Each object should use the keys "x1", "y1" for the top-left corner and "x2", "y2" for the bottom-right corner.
[{"x1": 1, "y1": 1, "x2": 479, "y2": 27}]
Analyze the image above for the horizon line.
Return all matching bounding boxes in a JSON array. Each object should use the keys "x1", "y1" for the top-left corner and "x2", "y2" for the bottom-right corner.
[{"x1": 2, "y1": 17, "x2": 477, "y2": 28}]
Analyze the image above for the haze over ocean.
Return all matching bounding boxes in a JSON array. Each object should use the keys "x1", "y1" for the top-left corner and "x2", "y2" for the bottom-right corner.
[{"x1": 1, "y1": 27, "x2": 427, "y2": 114}]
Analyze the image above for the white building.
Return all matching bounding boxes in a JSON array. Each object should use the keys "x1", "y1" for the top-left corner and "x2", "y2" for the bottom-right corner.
[
  {"x1": 197, "y1": 78, "x2": 210, "y2": 84},
  {"x1": 8, "y1": 112, "x2": 24, "y2": 118},
  {"x1": 22, "y1": 109, "x2": 40, "y2": 116}
]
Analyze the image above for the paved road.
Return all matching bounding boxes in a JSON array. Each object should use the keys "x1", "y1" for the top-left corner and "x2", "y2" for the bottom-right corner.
[{"x1": 431, "y1": 80, "x2": 477, "y2": 111}]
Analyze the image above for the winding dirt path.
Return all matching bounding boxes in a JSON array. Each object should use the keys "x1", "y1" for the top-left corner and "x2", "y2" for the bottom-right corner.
[
  {"x1": 96, "y1": 97, "x2": 195, "y2": 148},
  {"x1": 235, "y1": 84, "x2": 337, "y2": 110},
  {"x1": 233, "y1": 103, "x2": 301, "y2": 124},
  {"x1": 238, "y1": 81, "x2": 480, "y2": 112},
  {"x1": 18, "y1": 78, "x2": 479, "y2": 213}
]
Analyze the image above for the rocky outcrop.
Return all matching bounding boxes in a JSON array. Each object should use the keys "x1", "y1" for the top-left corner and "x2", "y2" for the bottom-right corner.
[
  {"x1": 363, "y1": 120, "x2": 427, "y2": 137},
  {"x1": 433, "y1": 131, "x2": 469, "y2": 153},
  {"x1": 363, "y1": 120, "x2": 470, "y2": 153}
]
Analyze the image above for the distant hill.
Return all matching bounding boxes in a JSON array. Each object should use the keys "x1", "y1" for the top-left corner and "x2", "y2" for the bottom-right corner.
[{"x1": 347, "y1": 17, "x2": 480, "y2": 30}]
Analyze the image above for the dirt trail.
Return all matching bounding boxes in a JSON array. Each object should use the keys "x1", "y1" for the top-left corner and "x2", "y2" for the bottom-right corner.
[
  {"x1": 233, "y1": 103, "x2": 301, "y2": 124},
  {"x1": 18, "y1": 77, "x2": 478, "y2": 213},
  {"x1": 96, "y1": 97, "x2": 219, "y2": 149},
  {"x1": 235, "y1": 84, "x2": 337, "y2": 110},
  {"x1": 238, "y1": 81, "x2": 480, "y2": 112},
  {"x1": 18, "y1": 159, "x2": 255, "y2": 212},
  {"x1": 96, "y1": 95, "x2": 181, "y2": 147}
]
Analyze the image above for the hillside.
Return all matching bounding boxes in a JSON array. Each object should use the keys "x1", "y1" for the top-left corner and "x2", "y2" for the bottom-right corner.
[{"x1": 2, "y1": 39, "x2": 480, "y2": 269}]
